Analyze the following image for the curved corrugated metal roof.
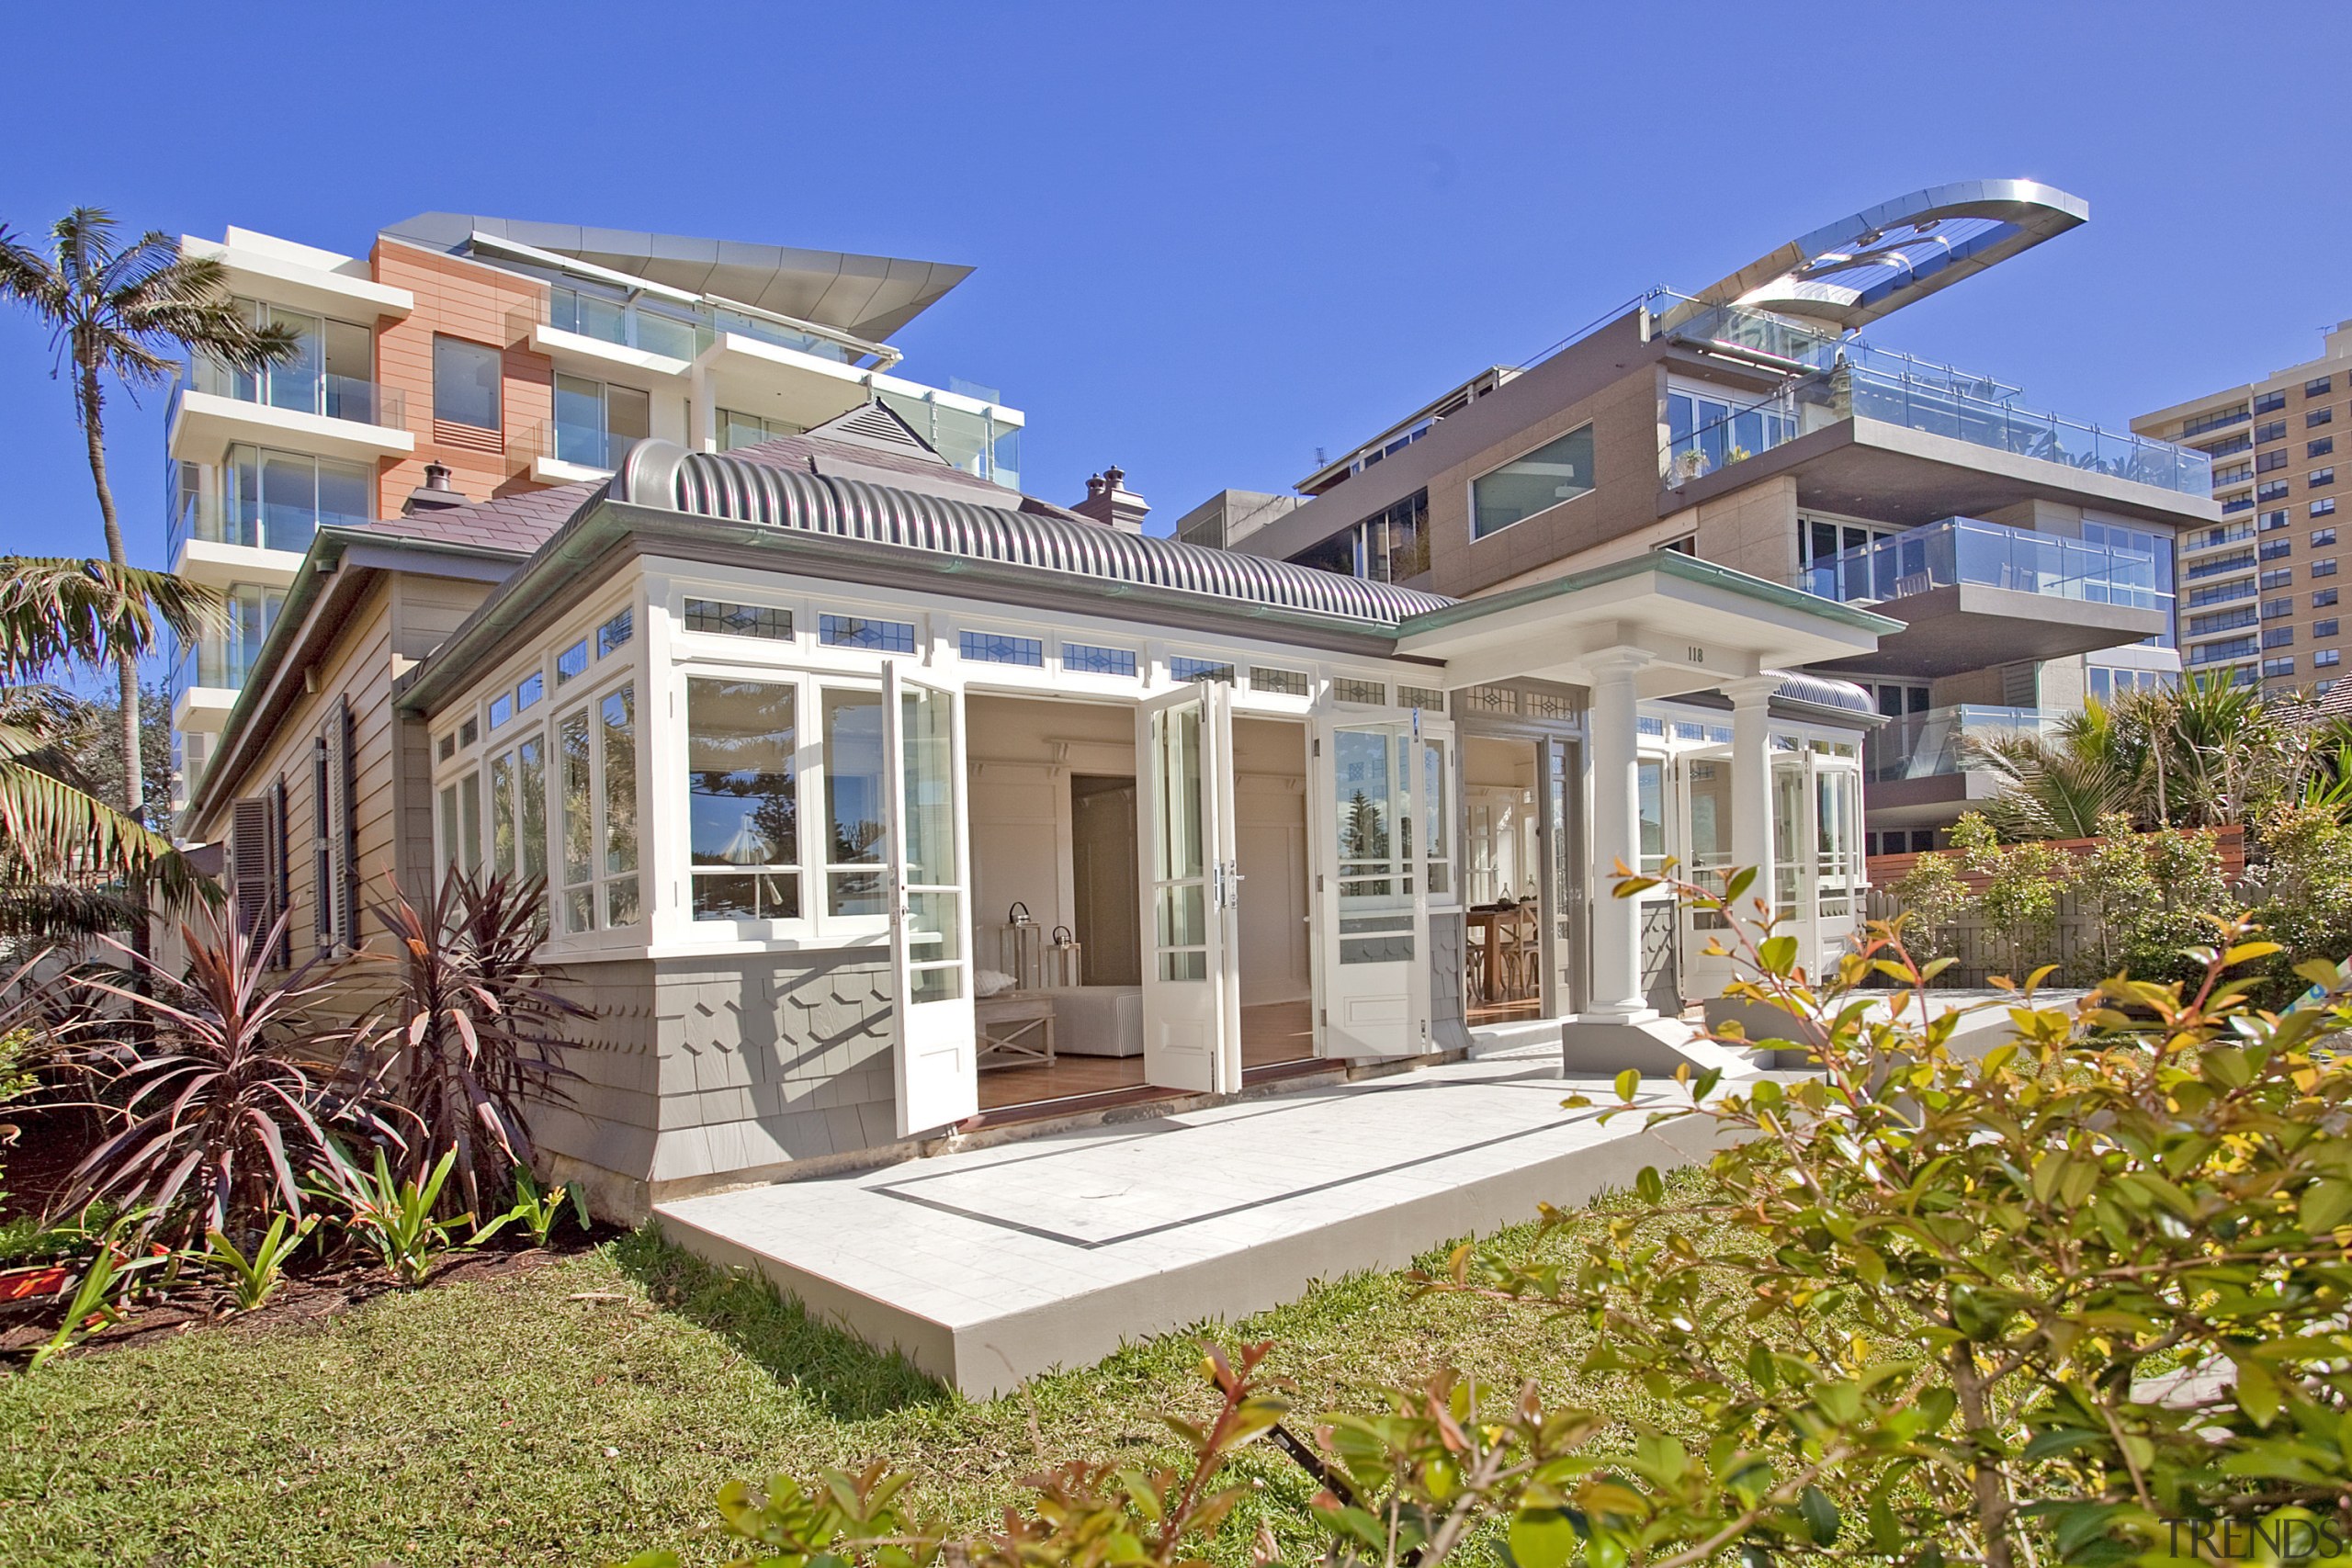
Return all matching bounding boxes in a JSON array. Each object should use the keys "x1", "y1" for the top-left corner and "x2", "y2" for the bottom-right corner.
[
  {"x1": 616, "y1": 441, "x2": 1453, "y2": 628},
  {"x1": 1770, "y1": 668, "x2": 1876, "y2": 716}
]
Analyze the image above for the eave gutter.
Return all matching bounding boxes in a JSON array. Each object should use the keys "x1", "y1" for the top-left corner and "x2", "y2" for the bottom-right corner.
[{"x1": 185, "y1": 525, "x2": 526, "y2": 829}]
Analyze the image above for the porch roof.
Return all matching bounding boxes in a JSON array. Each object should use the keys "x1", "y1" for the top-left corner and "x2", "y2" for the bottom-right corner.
[{"x1": 1392, "y1": 549, "x2": 1903, "y2": 698}]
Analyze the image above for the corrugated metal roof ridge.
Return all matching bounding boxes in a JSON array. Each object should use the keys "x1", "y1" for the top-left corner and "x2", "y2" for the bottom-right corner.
[{"x1": 665, "y1": 449, "x2": 1453, "y2": 627}]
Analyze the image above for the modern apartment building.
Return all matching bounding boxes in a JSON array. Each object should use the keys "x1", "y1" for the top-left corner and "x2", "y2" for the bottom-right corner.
[
  {"x1": 2133, "y1": 321, "x2": 2352, "y2": 695},
  {"x1": 164, "y1": 214, "x2": 1024, "y2": 811},
  {"x1": 1213, "y1": 182, "x2": 2213, "y2": 882}
]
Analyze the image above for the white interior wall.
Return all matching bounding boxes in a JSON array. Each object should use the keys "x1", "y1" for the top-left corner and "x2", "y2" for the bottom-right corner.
[
  {"x1": 1232, "y1": 717, "x2": 1310, "y2": 1007},
  {"x1": 967, "y1": 694, "x2": 1133, "y2": 980}
]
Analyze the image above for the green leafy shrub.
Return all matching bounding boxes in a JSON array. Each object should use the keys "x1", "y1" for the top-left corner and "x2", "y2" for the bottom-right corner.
[
  {"x1": 1886, "y1": 846, "x2": 1969, "y2": 967},
  {"x1": 627, "y1": 872, "x2": 2352, "y2": 1568},
  {"x1": 1952, "y1": 811, "x2": 2071, "y2": 978}
]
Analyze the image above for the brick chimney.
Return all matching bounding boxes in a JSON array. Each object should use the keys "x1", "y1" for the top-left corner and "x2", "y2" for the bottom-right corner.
[
  {"x1": 1069, "y1": 464, "x2": 1149, "y2": 533},
  {"x1": 401, "y1": 462, "x2": 468, "y2": 516}
]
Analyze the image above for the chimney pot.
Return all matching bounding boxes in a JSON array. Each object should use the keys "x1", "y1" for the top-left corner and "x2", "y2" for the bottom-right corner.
[{"x1": 1069, "y1": 465, "x2": 1151, "y2": 534}]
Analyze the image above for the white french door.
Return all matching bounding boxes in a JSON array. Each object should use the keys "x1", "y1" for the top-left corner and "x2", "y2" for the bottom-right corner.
[
  {"x1": 884, "y1": 660, "x2": 978, "y2": 1137},
  {"x1": 1136, "y1": 682, "x2": 1239, "y2": 1094},
  {"x1": 1312, "y1": 715, "x2": 1429, "y2": 1057}
]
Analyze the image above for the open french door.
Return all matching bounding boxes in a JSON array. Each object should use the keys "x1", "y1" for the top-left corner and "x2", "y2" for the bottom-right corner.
[
  {"x1": 1312, "y1": 714, "x2": 1430, "y2": 1057},
  {"x1": 1136, "y1": 681, "x2": 1239, "y2": 1094},
  {"x1": 884, "y1": 660, "x2": 978, "y2": 1137}
]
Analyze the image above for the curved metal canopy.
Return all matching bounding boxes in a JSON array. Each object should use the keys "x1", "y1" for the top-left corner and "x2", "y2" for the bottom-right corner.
[
  {"x1": 1663, "y1": 180, "x2": 2089, "y2": 333},
  {"x1": 615, "y1": 442, "x2": 1453, "y2": 629}
]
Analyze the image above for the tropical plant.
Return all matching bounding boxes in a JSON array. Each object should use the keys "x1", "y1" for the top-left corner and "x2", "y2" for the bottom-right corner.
[
  {"x1": 469, "y1": 1167, "x2": 589, "y2": 1249},
  {"x1": 361, "y1": 868, "x2": 586, "y2": 1216},
  {"x1": 321, "y1": 1145, "x2": 464, "y2": 1287},
  {"x1": 2244, "y1": 798, "x2": 2352, "y2": 1008},
  {"x1": 0, "y1": 210, "x2": 295, "y2": 834},
  {"x1": 54, "y1": 905, "x2": 393, "y2": 1245},
  {"x1": 27, "y1": 1211, "x2": 165, "y2": 1370},
  {"x1": 198, "y1": 1211, "x2": 314, "y2": 1312},
  {"x1": 0, "y1": 557, "x2": 214, "y2": 937}
]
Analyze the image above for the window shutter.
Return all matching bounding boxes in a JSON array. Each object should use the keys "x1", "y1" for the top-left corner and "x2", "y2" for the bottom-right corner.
[
  {"x1": 313, "y1": 736, "x2": 334, "y2": 957},
  {"x1": 229, "y1": 796, "x2": 271, "y2": 941},
  {"x1": 324, "y1": 697, "x2": 359, "y2": 951},
  {"x1": 266, "y1": 776, "x2": 290, "y2": 966}
]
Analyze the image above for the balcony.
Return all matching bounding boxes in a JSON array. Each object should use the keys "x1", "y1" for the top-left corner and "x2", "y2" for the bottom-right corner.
[
  {"x1": 2181, "y1": 523, "x2": 2256, "y2": 553},
  {"x1": 522, "y1": 418, "x2": 640, "y2": 482},
  {"x1": 1662, "y1": 356, "x2": 2212, "y2": 502},
  {"x1": 171, "y1": 355, "x2": 413, "y2": 462},
  {"x1": 1867, "y1": 705, "x2": 2046, "y2": 783},
  {"x1": 1800, "y1": 516, "x2": 2174, "y2": 678}
]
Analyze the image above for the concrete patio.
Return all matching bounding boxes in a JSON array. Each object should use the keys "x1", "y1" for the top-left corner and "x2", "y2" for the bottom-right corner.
[{"x1": 655, "y1": 1045, "x2": 1736, "y2": 1397}]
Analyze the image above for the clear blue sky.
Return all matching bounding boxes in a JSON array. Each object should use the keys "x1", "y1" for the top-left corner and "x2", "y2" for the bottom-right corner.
[{"x1": 0, "y1": 0, "x2": 2345, "y2": 570}]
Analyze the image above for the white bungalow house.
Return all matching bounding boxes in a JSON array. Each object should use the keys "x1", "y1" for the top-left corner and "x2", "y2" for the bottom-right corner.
[{"x1": 182, "y1": 407, "x2": 1894, "y2": 1220}]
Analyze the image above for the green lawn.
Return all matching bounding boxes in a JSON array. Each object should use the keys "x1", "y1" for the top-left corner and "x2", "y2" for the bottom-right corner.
[{"x1": 0, "y1": 1183, "x2": 1698, "y2": 1568}]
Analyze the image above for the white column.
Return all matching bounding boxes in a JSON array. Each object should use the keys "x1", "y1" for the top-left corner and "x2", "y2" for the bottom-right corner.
[
  {"x1": 1583, "y1": 649, "x2": 1652, "y2": 1018},
  {"x1": 1724, "y1": 675, "x2": 1780, "y2": 910}
]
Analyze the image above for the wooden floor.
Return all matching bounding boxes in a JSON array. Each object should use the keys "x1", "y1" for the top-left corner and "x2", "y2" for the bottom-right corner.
[
  {"x1": 1466, "y1": 997, "x2": 1544, "y2": 1026},
  {"x1": 977, "y1": 998, "x2": 1317, "y2": 1111}
]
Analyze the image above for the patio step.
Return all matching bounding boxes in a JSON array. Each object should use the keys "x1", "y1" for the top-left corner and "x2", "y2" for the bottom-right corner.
[{"x1": 655, "y1": 1055, "x2": 1738, "y2": 1398}]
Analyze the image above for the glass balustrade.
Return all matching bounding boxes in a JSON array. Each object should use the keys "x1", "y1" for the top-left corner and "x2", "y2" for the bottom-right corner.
[
  {"x1": 1864, "y1": 705, "x2": 2046, "y2": 783},
  {"x1": 1800, "y1": 516, "x2": 2170, "y2": 614},
  {"x1": 1658, "y1": 345, "x2": 2211, "y2": 499},
  {"x1": 185, "y1": 355, "x2": 404, "y2": 428}
]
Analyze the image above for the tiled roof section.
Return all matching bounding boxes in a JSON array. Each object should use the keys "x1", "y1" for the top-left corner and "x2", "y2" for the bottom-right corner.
[{"x1": 362, "y1": 481, "x2": 602, "y2": 555}]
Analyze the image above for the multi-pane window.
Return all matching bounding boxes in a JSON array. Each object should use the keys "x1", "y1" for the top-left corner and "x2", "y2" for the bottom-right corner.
[
  {"x1": 686, "y1": 599, "x2": 794, "y2": 639},
  {"x1": 597, "y1": 609, "x2": 634, "y2": 657},
  {"x1": 1333, "y1": 678, "x2": 1387, "y2": 705},
  {"x1": 2263, "y1": 509, "x2": 2291, "y2": 531},
  {"x1": 2313, "y1": 468, "x2": 2336, "y2": 489},
  {"x1": 437, "y1": 768, "x2": 482, "y2": 874},
  {"x1": 2319, "y1": 589, "x2": 2341, "y2": 608},
  {"x1": 2319, "y1": 649, "x2": 2343, "y2": 669},
  {"x1": 2265, "y1": 657, "x2": 2298, "y2": 678},
  {"x1": 959, "y1": 631, "x2": 1043, "y2": 667},
  {"x1": 820, "y1": 689, "x2": 888, "y2": 918},
  {"x1": 2258, "y1": 479, "x2": 2291, "y2": 502},
  {"x1": 2256, "y1": 390, "x2": 2288, "y2": 415},
  {"x1": 2256, "y1": 418, "x2": 2288, "y2": 443},
  {"x1": 2260, "y1": 538, "x2": 2293, "y2": 561},
  {"x1": 2319, "y1": 617, "x2": 2341, "y2": 637},
  {"x1": 686, "y1": 678, "x2": 799, "y2": 921},
  {"x1": 1250, "y1": 667, "x2": 1310, "y2": 697},
  {"x1": 2312, "y1": 437, "x2": 2335, "y2": 458},
  {"x1": 1170, "y1": 657, "x2": 1236, "y2": 683},
  {"x1": 556, "y1": 640, "x2": 589, "y2": 682},
  {"x1": 2316, "y1": 498, "x2": 2339, "y2": 518},
  {"x1": 554, "y1": 684, "x2": 639, "y2": 932},
  {"x1": 1473, "y1": 425, "x2": 1595, "y2": 539},
  {"x1": 717, "y1": 408, "x2": 803, "y2": 451},
  {"x1": 1062, "y1": 643, "x2": 1137, "y2": 678},
  {"x1": 2315, "y1": 408, "x2": 2340, "y2": 428},
  {"x1": 2310, "y1": 378, "x2": 2335, "y2": 397},
  {"x1": 1400, "y1": 683, "x2": 1448, "y2": 710},
  {"x1": 2316, "y1": 559, "x2": 2341, "y2": 579},
  {"x1": 2257, "y1": 448, "x2": 2290, "y2": 473},
  {"x1": 486, "y1": 733, "x2": 548, "y2": 883},
  {"x1": 2318, "y1": 528, "x2": 2339, "y2": 547},
  {"x1": 2264, "y1": 568, "x2": 2295, "y2": 590},
  {"x1": 2264, "y1": 626, "x2": 2296, "y2": 649},
  {"x1": 820, "y1": 615, "x2": 915, "y2": 653}
]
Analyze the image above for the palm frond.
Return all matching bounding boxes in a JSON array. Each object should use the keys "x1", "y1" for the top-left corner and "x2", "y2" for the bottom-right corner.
[{"x1": 0, "y1": 557, "x2": 214, "y2": 680}]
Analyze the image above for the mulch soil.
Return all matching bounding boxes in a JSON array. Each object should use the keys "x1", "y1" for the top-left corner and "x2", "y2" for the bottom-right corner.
[{"x1": 1, "y1": 1104, "x2": 616, "y2": 1364}]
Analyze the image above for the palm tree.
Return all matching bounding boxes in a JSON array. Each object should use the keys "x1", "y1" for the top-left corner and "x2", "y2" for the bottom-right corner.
[
  {"x1": 0, "y1": 557, "x2": 212, "y2": 937},
  {"x1": 0, "y1": 209, "x2": 294, "y2": 830}
]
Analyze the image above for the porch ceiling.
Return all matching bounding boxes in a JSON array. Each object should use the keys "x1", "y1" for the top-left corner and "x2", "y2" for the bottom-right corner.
[{"x1": 1393, "y1": 551, "x2": 1899, "y2": 697}]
